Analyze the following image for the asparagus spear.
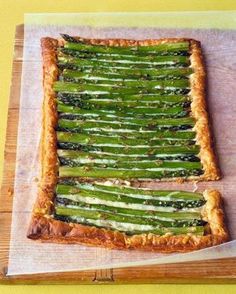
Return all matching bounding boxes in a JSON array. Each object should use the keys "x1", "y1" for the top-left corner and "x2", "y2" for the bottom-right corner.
[
  {"x1": 59, "y1": 155, "x2": 201, "y2": 170},
  {"x1": 58, "y1": 126, "x2": 196, "y2": 142},
  {"x1": 57, "y1": 103, "x2": 195, "y2": 125},
  {"x1": 55, "y1": 205, "x2": 166, "y2": 226},
  {"x1": 126, "y1": 226, "x2": 203, "y2": 235},
  {"x1": 56, "y1": 195, "x2": 201, "y2": 220},
  {"x1": 55, "y1": 205, "x2": 201, "y2": 228},
  {"x1": 56, "y1": 198, "x2": 203, "y2": 220},
  {"x1": 57, "y1": 105, "x2": 187, "y2": 119},
  {"x1": 54, "y1": 212, "x2": 205, "y2": 235},
  {"x1": 57, "y1": 92, "x2": 190, "y2": 104},
  {"x1": 57, "y1": 97, "x2": 188, "y2": 112},
  {"x1": 57, "y1": 121, "x2": 195, "y2": 139},
  {"x1": 59, "y1": 52, "x2": 190, "y2": 64},
  {"x1": 57, "y1": 97, "x2": 190, "y2": 111},
  {"x1": 59, "y1": 47, "x2": 189, "y2": 59},
  {"x1": 58, "y1": 142, "x2": 200, "y2": 156},
  {"x1": 61, "y1": 67, "x2": 193, "y2": 80},
  {"x1": 58, "y1": 149, "x2": 199, "y2": 163},
  {"x1": 59, "y1": 98, "x2": 188, "y2": 111},
  {"x1": 62, "y1": 64, "x2": 193, "y2": 80},
  {"x1": 59, "y1": 166, "x2": 203, "y2": 178},
  {"x1": 55, "y1": 82, "x2": 189, "y2": 95},
  {"x1": 59, "y1": 77, "x2": 190, "y2": 94},
  {"x1": 57, "y1": 115, "x2": 194, "y2": 130},
  {"x1": 54, "y1": 80, "x2": 189, "y2": 94},
  {"x1": 57, "y1": 131, "x2": 195, "y2": 147},
  {"x1": 58, "y1": 55, "x2": 189, "y2": 70},
  {"x1": 60, "y1": 78, "x2": 190, "y2": 91},
  {"x1": 56, "y1": 182, "x2": 203, "y2": 201},
  {"x1": 61, "y1": 36, "x2": 190, "y2": 55}
]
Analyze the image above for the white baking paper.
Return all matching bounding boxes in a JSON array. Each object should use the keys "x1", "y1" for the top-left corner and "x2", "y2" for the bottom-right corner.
[{"x1": 7, "y1": 12, "x2": 236, "y2": 275}]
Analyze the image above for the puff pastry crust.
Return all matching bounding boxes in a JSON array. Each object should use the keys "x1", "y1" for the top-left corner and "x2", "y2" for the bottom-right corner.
[{"x1": 27, "y1": 37, "x2": 226, "y2": 252}]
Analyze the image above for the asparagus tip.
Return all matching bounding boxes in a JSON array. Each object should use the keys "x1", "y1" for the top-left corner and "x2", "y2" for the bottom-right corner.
[{"x1": 61, "y1": 34, "x2": 80, "y2": 43}]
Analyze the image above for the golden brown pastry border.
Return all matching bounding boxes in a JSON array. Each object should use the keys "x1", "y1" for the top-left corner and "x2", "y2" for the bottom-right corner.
[{"x1": 27, "y1": 37, "x2": 226, "y2": 252}]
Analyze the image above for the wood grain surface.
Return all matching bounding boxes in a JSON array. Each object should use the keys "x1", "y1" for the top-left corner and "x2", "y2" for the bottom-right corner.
[{"x1": 0, "y1": 25, "x2": 236, "y2": 284}]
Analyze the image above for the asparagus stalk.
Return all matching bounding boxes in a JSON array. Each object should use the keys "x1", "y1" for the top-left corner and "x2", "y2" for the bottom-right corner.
[
  {"x1": 54, "y1": 80, "x2": 189, "y2": 93},
  {"x1": 56, "y1": 182, "x2": 203, "y2": 201},
  {"x1": 59, "y1": 52, "x2": 190, "y2": 65},
  {"x1": 57, "y1": 120, "x2": 196, "y2": 139},
  {"x1": 125, "y1": 226, "x2": 204, "y2": 236},
  {"x1": 57, "y1": 115, "x2": 194, "y2": 130},
  {"x1": 60, "y1": 74, "x2": 190, "y2": 89},
  {"x1": 57, "y1": 93, "x2": 190, "y2": 108},
  {"x1": 55, "y1": 205, "x2": 165, "y2": 226},
  {"x1": 58, "y1": 55, "x2": 189, "y2": 69},
  {"x1": 57, "y1": 97, "x2": 188, "y2": 111},
  {"x1": 60, "y1": 79, "x2": 190, "y2": 93},
  {"x1": 57, "y1": 103, "x2": 195, "y2": 125},
  {"x1": 58, "y1": 127, "x2": 196, "y2": 142},
  {"x1": 57, "y1": 105, "x2": 187, "y2": 118},
  {"x1": 59, "y1": 155, "x2": 201, "y2": 169},
  {"x1": 57, "y1": 200, "x2": 203, "y2": 223},
  {"x1": 58, "y1": 143, "x2": 200, "y2": 156},
  {"x1": 59, "y1": 47, "x2": 189, "y2": 60},
  {"x1": 61, "y1": 67, "x2": 193, "y2": 80},
  {"x1": 56, "y1": 198, "x2": 203, "y2": 220},
  {"x1": 55, "y1": 82, "x2": 189, "y2": 95},
  {"x1": 57, "y1": 131, "x2": 195, "y2": 147},
  {"x1": 58, "y1": 118, "x2": 188, "y2": 132},
  {"x1": 61, "y1": 36, "x2": 190, "y2": 55},
  {"x1": 55, "y1": 205, "x2": 201, "y2": 228},
  {"x1": 59, "y1": 65, "x2": 192, "y2": 79},
  {"x1": 54, "y1": 212, "x2": 205, "y2": 235},
  {"x1": 57, "y1": 92, "x2": 190, "y2": 103},
  {"x1": 59, "y1": 166, "x2": 203, "y2": 178},
  {"x1": 58, "y1": 149, "x2": 199, "y2": 163}
]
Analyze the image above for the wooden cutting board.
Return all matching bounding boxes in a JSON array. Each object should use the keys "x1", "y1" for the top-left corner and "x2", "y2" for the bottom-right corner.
[{"x1": 1, "y1": 25, "x2": 236, "y2": 284}]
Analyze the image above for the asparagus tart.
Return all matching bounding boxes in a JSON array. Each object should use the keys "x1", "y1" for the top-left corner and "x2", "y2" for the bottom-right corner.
[{"x1": 27, "y1": 35, "x2": 227, "y2": 251}]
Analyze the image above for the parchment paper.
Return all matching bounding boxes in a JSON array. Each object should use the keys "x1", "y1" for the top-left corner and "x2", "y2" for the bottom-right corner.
[{"x1": 7, "y1": 20, "x2": 236, "y2": 275}]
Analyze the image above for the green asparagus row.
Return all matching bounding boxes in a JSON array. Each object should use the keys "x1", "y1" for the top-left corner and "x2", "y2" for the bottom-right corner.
[
  {"x1": 57, "y1": 149, "x2": 199, "y2": 163},
  {"x1": 56, "y1": 187, "x2": 203, "y2": 209},
  {"x1": 57, "y1": 142, "x2": 200, "y2": 155},
  {"x1": 59, "y1": 53, "x2": 190, "y2": 65},
  {"x1": 60, "y1": 75, "x2": 190, "y2": 90},
  {"x1": 56, "y1": 198, "x2": 202, "y2": 220},
  {"x1": 57, "y1": 120, "x2": 196, "y2": 139},
  {"x1": 54, "y1": 80, "x2": 189, "y2": 94},
  {"x1": 57, "y1": 131, "x2": 195, "y2": 148},
  {"x1": 59, "y1": 166, "x2": 203, "y2": 178},
  {"x1": 57, "y1": 116, "x2": 194, "y2": 131},
  {"x1": 56, "y1": 182, "x2": 203, "y2": 201},
  {"x1": 55, "y1": 204, "x2": 203, "y2": 227},
  {"x1": 55, "y1": 82, "x2": 190, "y2": 96},
  {"x1": 61, "y1": 67, "x2": 193, "y2": 80},
  {"x1": 57, "y1": 103, "x2": 195, "y2": 125},
  {"x1": 57, "y1": 127, "x2": 196, "y2": 142},
  {"x1": 57, "y1": 92, "x2": 190, "y2": 104},
  {"x1": 59, "y1": 47, "x2": 189, "y2": 60},
  {"x1": 61, "y1": 35, "x2": 190, "y2": 55},
  {"x1": 57, "y1": 105, "x2": 188, "y2": 119},
  {"x1": 58, "y1": 55, "x2": 190, "y2": 71},
  {"x1": 59, "y1": 154, "x2": 201, "y2": 169},
  {"x1": 55, "y1": 182, "x2": 205, "y2": 225},
  {"x1": 54, "y1": 212, "x2": 204, "y2": 235},
  {"x1": 60, "y1": 66, "x2": 193, "y2": 79}
]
